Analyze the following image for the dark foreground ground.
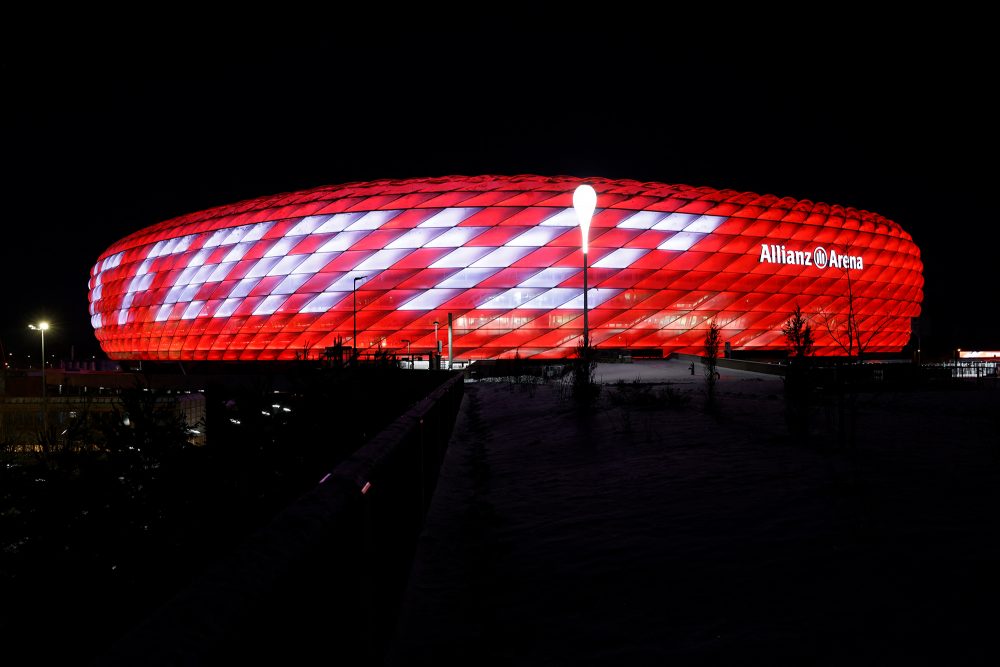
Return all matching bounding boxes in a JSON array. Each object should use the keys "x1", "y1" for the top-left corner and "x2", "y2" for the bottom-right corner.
[{"x1": 389, "y1": 362, "x2": 1000, "y2": 665}]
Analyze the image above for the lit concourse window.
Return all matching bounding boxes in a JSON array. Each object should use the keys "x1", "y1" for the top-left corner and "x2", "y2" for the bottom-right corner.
[{"x1": 87, "y1": 175, "x2": 923, "y2": 361}]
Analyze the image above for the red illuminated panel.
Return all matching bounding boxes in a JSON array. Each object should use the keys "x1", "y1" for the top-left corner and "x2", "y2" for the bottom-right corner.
[{"x1": 88, "y1": 175, "x2": 924, "y2": 360}]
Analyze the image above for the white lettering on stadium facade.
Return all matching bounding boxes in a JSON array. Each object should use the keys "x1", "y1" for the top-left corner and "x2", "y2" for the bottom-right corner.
[{"x1": 758, "y1": 244, "x2": 863, "y2": 271}]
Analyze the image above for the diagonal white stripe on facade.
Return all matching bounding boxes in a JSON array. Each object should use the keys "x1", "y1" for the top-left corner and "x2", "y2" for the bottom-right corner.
[
  {"x1": 592, "y1": 248, "x2": 650, "y2": 268},
  {"x1": 417, "y1": 207, "x2": 481, "y2": 228},
  {"x1": 518, "y1": 267, "x2": 580, "y2": 287}
]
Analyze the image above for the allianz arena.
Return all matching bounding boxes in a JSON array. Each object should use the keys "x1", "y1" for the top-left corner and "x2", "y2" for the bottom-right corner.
[{"x1": 87, "y1": 175, "x2": 923, "y2": 361}]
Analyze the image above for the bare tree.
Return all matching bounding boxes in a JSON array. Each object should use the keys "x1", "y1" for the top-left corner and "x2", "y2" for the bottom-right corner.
[{"x1": 817, "y1": 266, "x2": 893, "y2": 362}]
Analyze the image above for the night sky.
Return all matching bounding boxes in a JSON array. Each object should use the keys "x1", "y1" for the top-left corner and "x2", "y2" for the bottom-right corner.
[{"x1": 3, "y1": 19, "x2": 994, "y2": 362}]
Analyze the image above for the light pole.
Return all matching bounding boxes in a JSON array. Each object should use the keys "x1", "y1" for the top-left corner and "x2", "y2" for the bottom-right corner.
[
  {"x1": 433, "y1": 320, "x2": 440, "y2": 370},
  {"x1": 29, "y1": 322, "x2": 49, "y2": 430},
  {"x1": 353, "y1": 275, "x2": 366, "y2": 363},
  {"x1": 573, "y1": 184, "x2": 597, "y2": 352},
  {"x1": 402, "y1": 339, "x2": 411, "y2": 367}
]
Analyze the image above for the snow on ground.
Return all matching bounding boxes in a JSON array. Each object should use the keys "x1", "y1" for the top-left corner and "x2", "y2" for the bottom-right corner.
[{"x1": 388, "y1": 366, "x2": 1000, "y2": 665}]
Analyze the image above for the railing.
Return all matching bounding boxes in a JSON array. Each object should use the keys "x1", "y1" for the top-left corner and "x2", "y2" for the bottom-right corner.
[{"x1": 99, "y1": 372, "x2": 465, "y2": 665}]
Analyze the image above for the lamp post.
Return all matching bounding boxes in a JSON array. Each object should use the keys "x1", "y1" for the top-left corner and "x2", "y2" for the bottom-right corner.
[
  {"x1": 402, "y1": 339, "x2": 411, "y2": 367},
  {"x1": 353, "y1": 275, "x2": 366, "y2": 363},
  {"x1": 573, "y1": 185, "x2": 597, "y2": 352},
  {"x1": 433, "y1": 320, "x2": 440, "y2": 370},
  {"x1": 29, "y1": 322, "x2": 48, "y2": 430}
]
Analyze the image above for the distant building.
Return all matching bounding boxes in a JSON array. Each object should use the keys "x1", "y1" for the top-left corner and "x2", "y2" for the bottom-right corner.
[{"x1": 88, "y1": 175, "x2": 923, "y2": 360}]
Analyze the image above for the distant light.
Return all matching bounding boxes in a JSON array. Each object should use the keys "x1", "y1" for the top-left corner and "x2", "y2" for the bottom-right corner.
[
  {"x1": 573, "y1": 184, "x2": 597, "y2": 254},
  {"x1": 361, "y1": 481, "x2": 372, "y2": 495},
  {"x1": 319, "y1": 473, "x2": 332, "y2": 484}
]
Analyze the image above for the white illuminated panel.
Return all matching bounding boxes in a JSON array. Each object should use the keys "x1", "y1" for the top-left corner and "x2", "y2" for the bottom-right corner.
[
  {"x1": 683, "y1": 215, "x2": 726, "y2": 233},
  {"x1": 539, "y1": 209, "x2": 579, "y2": 226},
  {"x1": 519, "y1": 288, "x2": 580, "y2": 309},
  {"x1": 561, "y1": 288, "x2": 622, "y2": 309},
  {"x1": 242, "y1": 222, "x2": 274, "y2": 242},
  {"x1": 431, "y1": 246, "x2": 494, "y2": 268},
  {"x1": 471, "y1": 246, "x2": 534, "y2": 268},
  {"x1": 247, "y1": 257, "x2": 281, "y2": 278},
  {"x1": 253, "y1": 294, "x2": 288, "y2": 316},
  {"x1": 315, "y1": 213, "x2": 363, "y2": 234},
  {"x1": 287, "y1": 216, "x2": 327, "y2": 236},
  {"x1": 302, "y1": 291, "x2": 349, "y2": 313},
  {"x1": 658, "y1": 232, "x2": 705, "y2": 251},
  {"x1": 214, "y1": 298, "x2": 241, "y2": 318},
  {"x1": 618, "y1": 210, "x2": 667, "y2": 229},
  {"x1": 273, "y1": 274, "x2": 311, "y2": 295},
  {"x1": 326, "y1": 271, "x2": 369, "y2": 292},
  {"x1": 266, "y1": 255, "x2": 308, "y2": 277},
  {"x1": 593, "y1": 248, "x2": 650, "y2": 268},
  {"x1": 178, "y1": 284, "x2": 200, "y2": 302},
  {"x1": 319, "y1": 231, "x2": 368, "y2": 252},
  {"x1": 425, "y1": 226, "x2": 487, "y2": 248},
  {"x1": 292, "y1": 252, "x2": 337, "y2": 274},
  {"x1": 186, "y1": 248, "x2": 213, "y2": 267},
  {"x1": 181, "y1": 301, "x2": 205, "y2": 320},
  {"x1": 518, "y1": 267, "x2": 580, "y2": 287},
  {"x1": 222, "y1": 225, "x2": 253, "y2": 245},
  {"x1": 479, "y1": 288, "x2": 545, "y2": 310},
  {"x1": 355, "y1": 248, "x2": 414, "y2": 271},
  {"x1": 386, "y1": 227, "x2": 448, "y2": 249},
  {"x1": 652, "y1": 213, "x2": 698, "y2": 231},
  {"x1": 155, "y1": 304, "x2": 174, "y2": 322},
  {"x1": 417, "y1": 208, "x2": 480, "y2": 228},
  {"x1": 203, "y1": 228, "x2": 232, "y2": 248},
  {"x1": 230, "y1": 278, "x2": 261, "y2": 299},
  {"x1": 208, "y1": 262, "x2": 237, "y2": 282},
  {"x1": 436, "y1": 267, "x2": 501, "y2": 288},
  {"x1": 399, "y1": 289, "x2": 463, "y2": 311},
  {"x1": 345, "y1": 209, "x2": 402, "y2": 231},
  {"x1": 265, "y1": 237, "x2": 299, "y2": 257},
  {"x1": 191, "y1": 264, "x2": 216, "y2": 284},
  {"x1": 223, "y1": 241, "x2": 253, "y2": 263},
  {"x1": 505, "y1": 227, "x2": 565, "y2": 247}
]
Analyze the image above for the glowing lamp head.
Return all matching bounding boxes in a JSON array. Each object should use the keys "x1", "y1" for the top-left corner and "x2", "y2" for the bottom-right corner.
[
  {"x1": 573, "y1": 184, "x2": 597, "y2": 254},
  {"x1": 29, "y1": 322, "x2": 49, "y2": 331}
]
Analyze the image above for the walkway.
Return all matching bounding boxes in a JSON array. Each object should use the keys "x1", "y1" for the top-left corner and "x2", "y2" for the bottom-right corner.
[{"x1": 387, "y1": 361, "x2": 1000, "y2": 664}]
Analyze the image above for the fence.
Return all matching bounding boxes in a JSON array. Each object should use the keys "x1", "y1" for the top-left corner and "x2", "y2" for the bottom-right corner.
[{"x1": 99, "y1": 372, "x2": 465, "y2": 665}]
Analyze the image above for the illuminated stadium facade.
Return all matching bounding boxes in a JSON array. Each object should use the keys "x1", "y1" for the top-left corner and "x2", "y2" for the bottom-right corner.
[{"x1": 88, "y1": 175, "x2": 923, "y2": 361}]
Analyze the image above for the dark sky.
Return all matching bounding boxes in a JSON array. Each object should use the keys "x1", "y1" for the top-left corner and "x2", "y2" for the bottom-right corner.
[{"x1": 2, "y1": 18, "x2": 995, "y2": 361}]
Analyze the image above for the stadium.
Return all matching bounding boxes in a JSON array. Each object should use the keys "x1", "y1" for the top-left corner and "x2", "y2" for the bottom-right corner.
[{"x1": 87, "y1": 175, "x2": 923, "y2": 361}]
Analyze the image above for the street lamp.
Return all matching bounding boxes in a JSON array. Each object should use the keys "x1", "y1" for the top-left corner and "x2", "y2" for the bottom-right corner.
[
  {"x1": 28, "y1": 322, "x2": 49, "y2": 429},
  {"x1": 402, "y1": 339, "x2": 411, "y2": 367},
  {"x1": 353, "y1": 275, "x2": 366, "y2": 363},
  {"x1": 433, "y1": 320, "x2": 440, "y2": 364},
  {"x1": 573, "y1": 184, "x2": 597, "y2": 351}
]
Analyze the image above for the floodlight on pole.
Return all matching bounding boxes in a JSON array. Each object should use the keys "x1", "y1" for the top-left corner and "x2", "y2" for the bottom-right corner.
[
  {"x1": 29, "y1": 322, "x2": 49, "y2": 431},
  {"x1": 573, "y1": 184, "x2": 597, "y2": 350}
]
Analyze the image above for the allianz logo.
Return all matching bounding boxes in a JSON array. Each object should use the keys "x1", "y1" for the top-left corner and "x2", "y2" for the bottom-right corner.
[{"x1": 758, "y1": 244, "x2": 863, "y2": 270}]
